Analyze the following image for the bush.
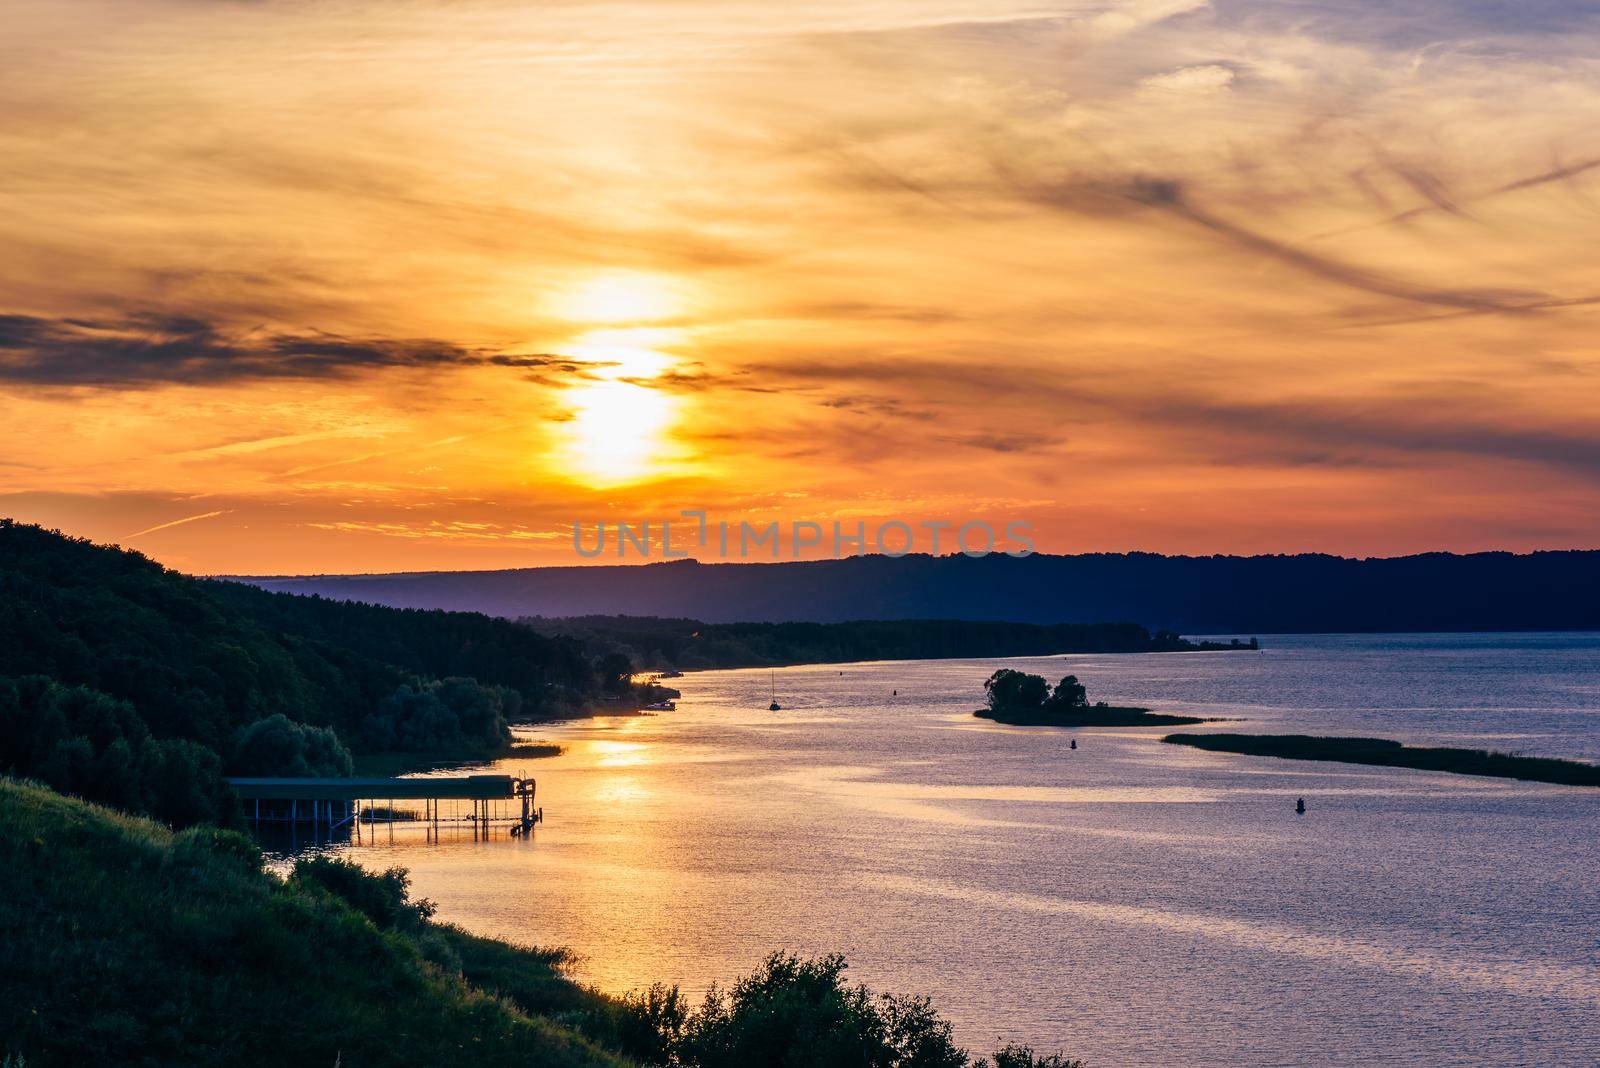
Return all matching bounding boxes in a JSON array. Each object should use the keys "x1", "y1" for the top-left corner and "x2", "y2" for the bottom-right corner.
[
  {"x1": 635, "y1": 951, "x2": 969, "y2": 1068},
  {"x1": 985, "y1": 1045, "x2": 1086, "y2": 1068},
  {"x1": 288, "y1": 854, "x2": 436, "y2": 932},
  {"x1": 170, "y1": 826, "x2": 265, "y2": 876}
]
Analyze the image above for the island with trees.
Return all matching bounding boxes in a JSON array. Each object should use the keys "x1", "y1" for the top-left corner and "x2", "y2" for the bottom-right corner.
[
  {"x1": 1161, "y1": 733, "x2": 1600, "y2": 787},
  {"x1": 975, "y1": 670, "x2": 1207, "y2": 728}
]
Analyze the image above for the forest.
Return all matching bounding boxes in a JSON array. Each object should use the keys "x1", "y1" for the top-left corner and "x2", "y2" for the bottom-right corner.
[{"x1": 0, "y1": 520, "x2": 610, "y2": 825}]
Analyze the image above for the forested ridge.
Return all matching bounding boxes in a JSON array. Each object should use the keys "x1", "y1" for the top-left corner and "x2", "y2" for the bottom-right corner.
[{"x1": 247, "y1": 549, "x2": 1600, "y2": 631}]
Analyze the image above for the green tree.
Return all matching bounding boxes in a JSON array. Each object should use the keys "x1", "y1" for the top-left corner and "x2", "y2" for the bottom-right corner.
[
  {"x1": 984, "y1": 669, "x2": 1049, "y2": 713},
  {"x1": 1046, "y1": 676, "x2": 1088, "y2": 710},
  {"x1": 597, "y1": 652, "x2": 634, "y2": 696},
  {"x1": 230, "y1": 713, "x2": 354, "y2": 777}
]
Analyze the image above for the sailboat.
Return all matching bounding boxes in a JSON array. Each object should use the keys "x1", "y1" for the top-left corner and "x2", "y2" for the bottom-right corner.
[{"x1": 768, "y1": 670, "x2": 782, "y2": 711}]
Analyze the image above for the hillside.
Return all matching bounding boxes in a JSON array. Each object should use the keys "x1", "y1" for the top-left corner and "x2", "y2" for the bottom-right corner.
[
  {"x1": 0, "y1": 777, "x2": 630, "y2": 1068},
  {"x1": 0, "y1": 520, "x2": 606, "y2": 825},
  {"x1": 235, "y1": 550, "x2": 1600, "y2": 632}
]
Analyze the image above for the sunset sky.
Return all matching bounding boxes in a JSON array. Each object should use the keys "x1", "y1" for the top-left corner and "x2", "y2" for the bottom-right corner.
[{"x1": 3, "y1": 0, "x2": 1599, "y2": 574}]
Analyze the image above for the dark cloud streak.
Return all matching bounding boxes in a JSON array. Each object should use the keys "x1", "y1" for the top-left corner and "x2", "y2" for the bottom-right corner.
[{"x1": 0, "y1": 311, "x2": 571, "y2": 388}]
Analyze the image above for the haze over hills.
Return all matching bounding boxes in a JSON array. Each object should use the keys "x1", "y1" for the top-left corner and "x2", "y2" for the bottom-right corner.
[{"x1": 235, "y1": 550, "x2": 1600, "y2": 633}]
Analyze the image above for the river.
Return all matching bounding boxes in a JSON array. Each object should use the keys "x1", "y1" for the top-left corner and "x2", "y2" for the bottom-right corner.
[{"x1": 342, "y1": 633, "x2": 1600, "y2": 1066}]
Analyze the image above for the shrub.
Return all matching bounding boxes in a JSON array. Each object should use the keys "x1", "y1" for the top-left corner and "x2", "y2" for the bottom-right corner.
[
  {"x1": 655, "y1": 952, "x2": 970, "y2": 1068},
  {"x1": 985, "y1": 1044, "x2": 1086, "y2": 1068},
  {"x1": 288, "y1": 855, "x2": 436, "y2": 932}
]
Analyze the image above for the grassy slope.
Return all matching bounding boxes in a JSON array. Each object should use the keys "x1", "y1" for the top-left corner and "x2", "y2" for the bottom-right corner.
[
  {"x1": 1161, "y1": 733, "x2": 1600, "y2": 787},
  {"x1": 0, "y1": 778, "x2": 629, "y2": 1068}
]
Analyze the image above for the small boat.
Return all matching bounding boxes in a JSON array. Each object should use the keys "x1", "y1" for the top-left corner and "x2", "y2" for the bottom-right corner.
[
  {"x1": 768, "y1": 670, "x2": 782, "y2": 711},
  {"x1": 643, "y1": 700, "x2": 676, "y2": 712}
]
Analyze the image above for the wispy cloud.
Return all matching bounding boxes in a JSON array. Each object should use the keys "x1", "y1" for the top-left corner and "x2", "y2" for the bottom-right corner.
[{"x1": 123, "y1": 509, "x2": 231, "y2": 540}]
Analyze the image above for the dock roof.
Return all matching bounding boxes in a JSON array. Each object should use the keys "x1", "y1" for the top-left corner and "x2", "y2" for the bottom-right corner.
[{"x1": 225, "y1": 775, "x2": 518, "y2": 801}]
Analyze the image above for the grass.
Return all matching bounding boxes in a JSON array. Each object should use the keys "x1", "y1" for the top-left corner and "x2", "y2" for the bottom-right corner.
[
  {"x1": 0, "y1": 777, "x2": 626, "y2": 1068},
  {"x1": 1161, "y1": 733, "x2": 1600, "y2": 787},
  {"x1": 976, "y1": 704, "x2": 1206, "y2": 728}
]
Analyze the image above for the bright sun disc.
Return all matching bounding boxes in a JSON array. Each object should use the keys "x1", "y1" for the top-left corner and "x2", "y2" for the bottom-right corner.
[{"x1": 556, "y1": 272, "x2": 681, "y2": 324}]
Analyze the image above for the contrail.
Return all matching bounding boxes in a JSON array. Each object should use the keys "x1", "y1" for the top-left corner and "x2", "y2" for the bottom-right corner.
[{"x1": 123, "y1": 509, "x2": 230, "y2": 540}]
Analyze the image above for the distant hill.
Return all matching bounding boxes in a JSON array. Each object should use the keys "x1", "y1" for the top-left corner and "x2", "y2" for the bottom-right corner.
[{"x1": 235, "y1": 550, "x2": 1600, "y2": 632}]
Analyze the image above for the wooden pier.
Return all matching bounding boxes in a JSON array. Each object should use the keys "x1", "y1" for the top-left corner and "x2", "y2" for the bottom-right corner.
[{"x1": 226, "y1": 774, "x2": 542, "y2": 840}]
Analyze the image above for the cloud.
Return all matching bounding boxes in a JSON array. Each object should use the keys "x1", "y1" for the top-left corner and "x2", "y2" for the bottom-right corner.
[
  {"x1": 1016, "y1": 175, "x2": 1582, "y2": 313},
  {"x1": 741, "y1": 352, "x2": 1600, "y2": 480},
  {"x1": 1139, "y1": 63, "x2": 1236, "y2": 92},
  {"x1": 0, "y1": 312, "x2": 572, "y2": 388},
  {"x1": 123, "y1": 508, "x2": 231, "y2": 540}
]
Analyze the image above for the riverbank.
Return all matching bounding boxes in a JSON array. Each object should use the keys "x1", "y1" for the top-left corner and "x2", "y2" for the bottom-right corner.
[{"x1": 1162, "y1": 733, "x2": 1600, "y2": 787}]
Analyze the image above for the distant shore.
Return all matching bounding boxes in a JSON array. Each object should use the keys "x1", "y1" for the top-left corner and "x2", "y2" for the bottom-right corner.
[
  {"x1": 526, "y1": 616, "x2": 1259, "y2": 674},
  {"x1": 1162, "y1": 733, "x2": 1600, "y2": 787}
]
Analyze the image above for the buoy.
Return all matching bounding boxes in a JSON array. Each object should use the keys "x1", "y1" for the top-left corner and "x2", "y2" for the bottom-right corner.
[
  {"x1": 1070, "y1": 739, "x2": 1077, "y2": 750},
  {"x1": 1295, "y1": 797, "x2": 1306, "y2": 814}
]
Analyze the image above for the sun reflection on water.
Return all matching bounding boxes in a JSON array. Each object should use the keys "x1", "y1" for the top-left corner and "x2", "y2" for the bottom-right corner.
[{"x1": 592, "y1": 739, "x2": 651, "y2": 768}]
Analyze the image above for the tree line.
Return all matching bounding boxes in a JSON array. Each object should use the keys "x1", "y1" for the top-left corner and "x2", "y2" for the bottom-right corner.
[{"x1": 522, "y1": 615, "x2": 1239, "y2": 672}]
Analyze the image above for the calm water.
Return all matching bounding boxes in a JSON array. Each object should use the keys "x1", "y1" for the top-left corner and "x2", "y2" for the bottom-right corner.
[{"x1": 344, "y1": 634, "x2": 1600, "y2": 1066}]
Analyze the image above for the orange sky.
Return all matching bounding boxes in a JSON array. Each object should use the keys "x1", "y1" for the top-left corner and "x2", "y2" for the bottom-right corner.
[{"x1": 3, "y1": 0, "x2": 1599, "y2": 574}]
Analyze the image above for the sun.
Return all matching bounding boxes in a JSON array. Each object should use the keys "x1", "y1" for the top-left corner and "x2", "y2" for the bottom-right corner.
[
  {"x1": 564, "y1": 378, "x2": 677, "y2": 486},
  {"x1": 555, "y1": 272, "x2": 682, "y2": 324},
  {"x1": 546, "y1": 273, "x2": 694, "y2": 485},
  {"x1": 552, "y1": 325, "x2": 687, "y2": 486}
]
